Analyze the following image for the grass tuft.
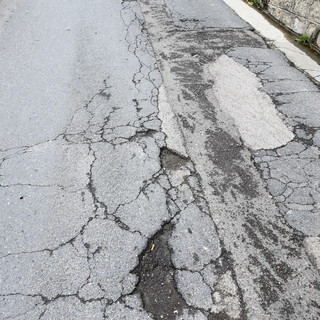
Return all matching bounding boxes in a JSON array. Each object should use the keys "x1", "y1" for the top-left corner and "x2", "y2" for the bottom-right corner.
[
  {"x1": 248, "y1": 0, "x2": 261, "y2": 8},
  {"x1": 295, "y1": 34, "x2": 311, "y2": 45}
]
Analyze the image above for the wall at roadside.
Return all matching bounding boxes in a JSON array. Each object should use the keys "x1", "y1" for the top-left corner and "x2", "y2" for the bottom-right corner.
[{"x1": 258, "y1": 0, "x2": 320, "y2": 47}]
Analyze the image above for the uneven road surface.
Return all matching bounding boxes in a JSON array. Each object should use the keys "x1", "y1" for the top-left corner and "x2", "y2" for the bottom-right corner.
[{"x1": 1, "y1": 0, "x2": 320, "y2": 319}]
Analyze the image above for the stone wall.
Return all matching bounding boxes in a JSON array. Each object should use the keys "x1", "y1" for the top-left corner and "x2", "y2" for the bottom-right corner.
[{"x1": 258, "y1": 0, "x2": 320, "y2": 47}]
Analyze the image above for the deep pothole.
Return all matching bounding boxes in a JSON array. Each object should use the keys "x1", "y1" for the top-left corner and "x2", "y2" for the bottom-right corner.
[{"x1": 133, "y1": 224, "x2": 188, "y2": 320}]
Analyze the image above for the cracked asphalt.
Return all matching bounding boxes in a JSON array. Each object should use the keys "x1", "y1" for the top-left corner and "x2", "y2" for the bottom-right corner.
[{"x1": 0, "y1": 0, "x2": 320, "y2": 319}]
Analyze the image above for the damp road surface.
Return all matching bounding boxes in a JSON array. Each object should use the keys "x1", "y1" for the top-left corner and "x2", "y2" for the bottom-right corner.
[{"x1": 1, "y1": 0, "x2": 320, "y2": 319}]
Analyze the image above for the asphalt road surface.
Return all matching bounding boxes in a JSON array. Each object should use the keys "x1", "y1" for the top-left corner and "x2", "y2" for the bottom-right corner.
[{"x1": 1, "y1": 0, "x2": 320, "y2": 319}]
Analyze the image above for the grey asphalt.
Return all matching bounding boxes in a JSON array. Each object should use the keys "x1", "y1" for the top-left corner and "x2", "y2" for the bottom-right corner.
[{"x1": 1, "y1": 0, "x2": 320, "y2": 319}]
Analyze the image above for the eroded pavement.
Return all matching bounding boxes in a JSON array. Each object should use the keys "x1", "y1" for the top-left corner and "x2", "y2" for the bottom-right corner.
[{"x1": 0, "y1": 0, "x2": 320, "y2": 319}]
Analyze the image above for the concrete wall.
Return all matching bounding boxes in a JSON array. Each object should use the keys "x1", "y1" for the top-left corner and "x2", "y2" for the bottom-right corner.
[{"x1": 258, "y1": 0, "x2": 320, "y2": 47}]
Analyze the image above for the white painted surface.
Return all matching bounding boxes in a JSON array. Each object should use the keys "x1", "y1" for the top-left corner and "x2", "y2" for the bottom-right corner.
[
  {"x1": 223, "y1": 0, "x2": 320, "y2": 83},
  {"x1": 209, "y1": 55, "x2": 294, "y2": 150}
]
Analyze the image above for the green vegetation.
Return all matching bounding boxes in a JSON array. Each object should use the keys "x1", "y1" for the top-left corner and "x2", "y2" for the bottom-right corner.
[
  {"x1": 248, "y1": 0, "x2": 261, "y2": 8},
  {"x1": 295, "y1": 34, "x2": 311, "y2": 45}
]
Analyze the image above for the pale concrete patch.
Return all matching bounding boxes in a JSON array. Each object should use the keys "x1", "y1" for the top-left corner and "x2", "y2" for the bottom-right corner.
[
  {"x1": 158, "y1": 85, "x2": 188, "y2": 157},
  {"x1": 209, "y1": 55, "x2": 294, "y2": 150},
  {"x1": 223, "y1": 0, "x2": 320, "y2": 83}
]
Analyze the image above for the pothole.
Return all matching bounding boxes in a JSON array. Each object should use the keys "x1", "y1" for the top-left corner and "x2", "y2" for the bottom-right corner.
[
  {"x1": 133, "y1": 223, "x2": 188, "y2": 320},
  {"x1": 161, "y1": 148, "x2": 189, "y2": 171}
]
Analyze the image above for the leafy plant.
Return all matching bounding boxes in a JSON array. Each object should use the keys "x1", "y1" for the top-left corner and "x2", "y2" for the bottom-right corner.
[
  {"x1": 295, "y1": 34, "x2": 311, "y2": 45},
  {"x1": 248, "y1": 0, "x2": 261, "y2": 8}
]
